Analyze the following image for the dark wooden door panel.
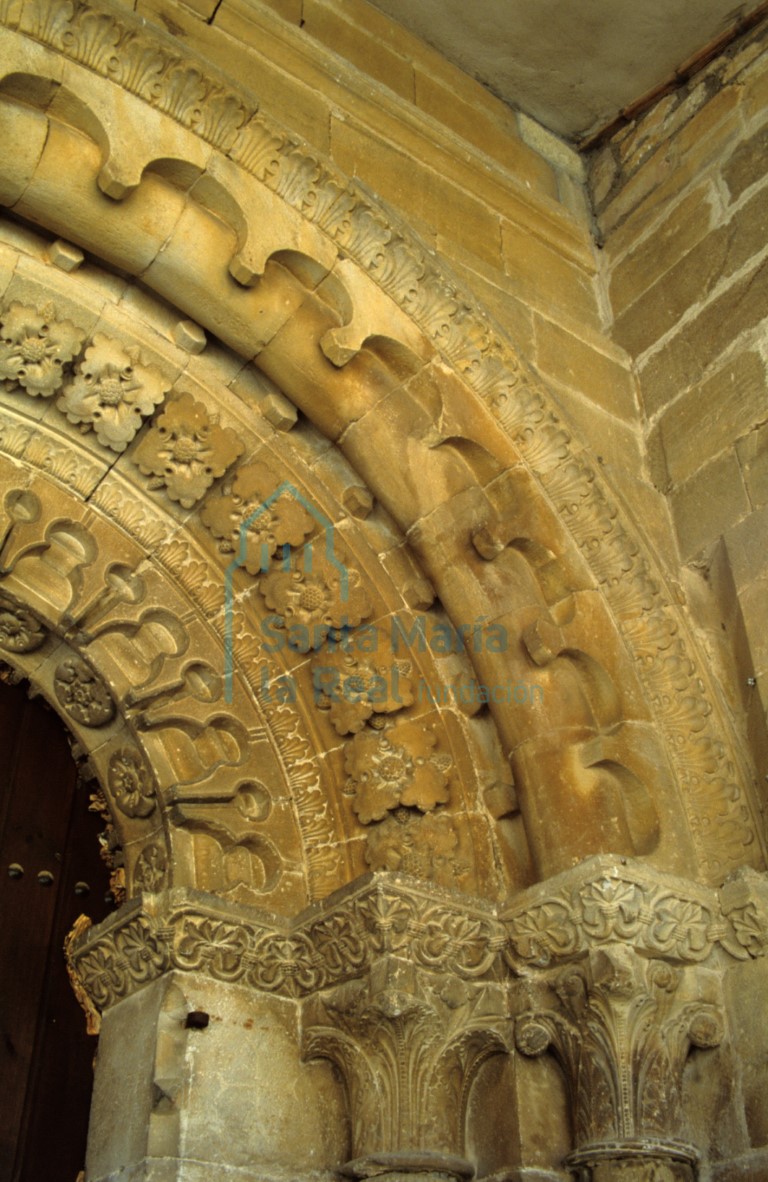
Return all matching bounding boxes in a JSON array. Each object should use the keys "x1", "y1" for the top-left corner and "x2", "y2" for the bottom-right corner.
[{"x1": 0, "y1": 681, "x2": 112, "y2": 1182}]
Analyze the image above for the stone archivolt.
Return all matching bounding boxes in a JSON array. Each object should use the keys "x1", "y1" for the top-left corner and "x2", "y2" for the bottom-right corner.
[
  {"x1": 0, "y1": 6, "x2": 765, "y2": 1178},
  {"x1": 0, "y1": 0, "x2": 761, "y2": 892}
]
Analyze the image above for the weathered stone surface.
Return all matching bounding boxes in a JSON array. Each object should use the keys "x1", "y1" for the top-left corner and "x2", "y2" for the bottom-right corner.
[
  {"x1": 657, "y1": 351, "x2": 767, "y2": 487},
  {"x1": 0, "y1": 5, "x2": 766, "y2": 1181},
  {"x1": 671, "y1": 451, "x2": 751, "y2": 559},
  {"x1": 640, "y1": 258, "x2": 768, "y2": 416}
]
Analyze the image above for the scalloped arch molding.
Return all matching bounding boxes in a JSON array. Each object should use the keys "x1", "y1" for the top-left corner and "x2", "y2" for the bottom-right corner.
[{"x1": 0, "y1": 0, "x2": 762, "y2": 914}]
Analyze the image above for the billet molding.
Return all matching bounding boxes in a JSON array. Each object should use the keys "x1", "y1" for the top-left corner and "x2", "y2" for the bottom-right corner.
[{"x1": 0, "y1": 1, "x2": 759, "y2": 882}]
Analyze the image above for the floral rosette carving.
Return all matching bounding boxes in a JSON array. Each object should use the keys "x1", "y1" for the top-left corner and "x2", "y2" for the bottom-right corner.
[
  {"x1": 132, "y1": 391, "x2": 244, "y2": 508},
  {"x1": 364, "y1": 807, "x2": 460, "y2": 886},
  {"x1": 0, "y1": 596, "x2": 47, "y2": 652},
  {"x1": 200, "y1": 460, "x2": 314, "y2": 574},
  {"x1": 133, "y1": 843, "x2": 167, "y2": 893},
  {"x1": 344, "y1": 719, "x2": 451, "y2": 823},
  {"x1": 58, "y1": 332, "x2": 170, "y2": 452},
  {"x1": 260, "y1": 546, "x2": 372, "y2": 652},
  {"x1": 173, "y1": 916, "x2": 249, "y2": 981},
  {"x1": 54, "y1": 658, "x2": 115, "y2": 727},
  {"x1": 109, "y1": 748, "x2": 156, "y2": 819},
  {"x1": 313, "y1": 649, "x2": 413, "y2": 734},
  {"x1": 248, "y1": 932, "x2": 319, "y2": 995},
  {"x1": 0, "y1": 301, "x2": 85, "y2": 397}
]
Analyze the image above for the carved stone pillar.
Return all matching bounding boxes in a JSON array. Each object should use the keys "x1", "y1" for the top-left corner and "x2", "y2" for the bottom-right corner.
[
  {"x1": 304, "y1": 959, "x2": 510, "y2": 1182},
  {"x1": 300, "y1": 879, "x2": 511, "y2": 1182},
  {"x1": 504, "y1": 857, "x2": 729, "y2": 1182},
  {"x1": 68, "y1": 891, "x2": 347, "y2": 1182}
]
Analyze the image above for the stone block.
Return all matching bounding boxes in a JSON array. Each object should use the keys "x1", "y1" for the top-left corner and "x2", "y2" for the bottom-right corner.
[
  {"x1": 724, "y1": 503, "x2": 768, "y2": 589},
  {"x1": 658, "y1": 351, "x2": 767, "y2": 486},
  {"x1": 670, "y1": 451, "x2": 751, "y2": 559},
  {"x1": 414, "y1": 73, "x2": 558, "y2": 199},
  {"x1": 48, "y1": 239, "x2": 85, "y2": 273},
  {"x1": 205, "y1": 3, "x2": 333, "y2": 151},
  {"x1": 302, "y1": 0, "x2": 415, "y2": 101},
  {"x1": 737, "y1": 420, "x2": 768, "y2": 508},
  {"x1": 614, "y1": 186, "x2": 768, "y2": 358},
  {"x1": 739, "y1": 571, "x2": 768, "y2": 674},
  {"x1": 601, "y1": 111, "x2": 740, "y2": 253},
  {"x1": 331, "y1": 118, "x2": 503, "y2": 269},
  {"x1": 608, "y1": 184, "x2": 714, "y2": 316},
  {"x1": 533, "y1": 314, "x2": 638, "y2": 421},
  {"x1": 547, "y1": 383, "x2": 643, "y2": 476},
  {"x1": 640, "y1": 258, "x2": 768, "y2": 416},
  {"x1": 743, "y1": 51, "x2": 768, "y2": 122},
  {"x1": 501, "y1": 220, "x2": 601, "y2": 329},
  {"x1": 261, "y1": 391, "x2": 299, "y2": 431},
  {"x1": 723, "y1": 124, "x2": 768, "y2": 202},
  {"x1": 173, "y1": 319, "x2": 207, "y2": 353}
]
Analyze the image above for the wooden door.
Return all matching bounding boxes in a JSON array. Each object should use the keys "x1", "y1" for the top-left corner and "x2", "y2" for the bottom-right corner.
[{"x1": 0, "y1": 679, "x2": 112, "y2": 1181}]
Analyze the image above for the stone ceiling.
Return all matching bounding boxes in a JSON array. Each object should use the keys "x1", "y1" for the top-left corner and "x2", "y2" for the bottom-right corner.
[{"x1": 366, "y1": 0, "x2": 765, "y2": 140}]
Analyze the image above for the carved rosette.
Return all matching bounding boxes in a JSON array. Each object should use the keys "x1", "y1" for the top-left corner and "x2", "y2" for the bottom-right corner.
[
  {"x1": 0, "y1": 301, "x2": 85, "y2": 397},
  {"x1": 54, "y1": 657, "x2": 115, "y2": 726},
  {"x1": 200, "y1": 461, "x2": 315, "y2": 574},
  {"x1": 260, "y1": 545, "x2": 372, "y2": 650},
  {"x1": 132, "y1": 391, "x2": 245, "y2": 507},
  {"x1": 313, "y1": 649, "x2": 414, "y2": 734},
  {"x1": 364, "y1": 808, "x2": 461, "y2": 886},
  {"x1": 0, "y1": 596, "x2": 47, "y2": 652},
  {"x1": 58, "y1": 332, "x2": 170, "y2": 451},
  {"x1": 344, "y1": 720, "x2": 452, "y2": 824},
  {"x1": 108, "y1": 747, "x2": 156, "y2": 818}
]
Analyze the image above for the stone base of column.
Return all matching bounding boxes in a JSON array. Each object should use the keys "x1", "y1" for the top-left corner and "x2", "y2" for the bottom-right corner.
[
  {"x1": 342, "y1": 1150, "x2": 475, "y2": 1182},
  {"x1": 565, "y1": 1140, "x2": 698, "y2": 1182}
]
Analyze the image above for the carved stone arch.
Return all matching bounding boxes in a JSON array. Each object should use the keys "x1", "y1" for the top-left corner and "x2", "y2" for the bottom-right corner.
[
  {"x1": 0, "y1": 248, "x2": 523, "y2": 913},
  {"x1": 0, "y1": 0, "x2": 762, "y2": 917}
]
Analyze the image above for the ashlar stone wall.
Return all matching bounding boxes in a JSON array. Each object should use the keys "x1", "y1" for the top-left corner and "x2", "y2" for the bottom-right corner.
[{"x1": 590, "y1": 17, "x2": 768, "y2": 800}]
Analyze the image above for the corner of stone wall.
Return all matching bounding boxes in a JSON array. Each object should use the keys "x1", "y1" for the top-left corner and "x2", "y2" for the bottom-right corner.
[{"x1": 588, "y1": 15, "x2": 768, "y2": 801}]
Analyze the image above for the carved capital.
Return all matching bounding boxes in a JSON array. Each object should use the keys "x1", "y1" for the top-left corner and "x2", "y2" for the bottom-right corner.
[
  {"x1": 515, "y1": 944, "x2": 722, "y2": 1168},
  {"x1": 303, "y1": 956, "x2": 510, "y2": 1168},
  {"x1": 502, "y1": 854, "x2": 768, "y2": 970}
]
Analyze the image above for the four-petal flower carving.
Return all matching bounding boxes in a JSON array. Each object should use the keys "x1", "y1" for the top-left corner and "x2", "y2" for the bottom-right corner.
[
  {"x1": 201, "y1": 461, "x2": 314, "y2": 573},
  {"x1": 260, "y1": 546, "x2": 372, "y2": 651},
  {"x1": 132, "y1": 391, "x2": 244, "y2": 507},
  {"x1": 58, "y1": 332, "x2": 170, "y2": 451},
  {"x1": 345, "y1": 719, "x2": 451, "y2": 823},
  {"x1": 0, "y1": 301, "x2": 85, "y2": 397},
  {"x1": 313, "y1": 649, "x2": 413, "y2": 734}
]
